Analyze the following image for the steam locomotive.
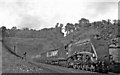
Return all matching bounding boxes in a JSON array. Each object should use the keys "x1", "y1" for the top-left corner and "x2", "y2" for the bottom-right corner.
[{"x1": 32, "y1": 35, "x2": 119, "y2": 73}]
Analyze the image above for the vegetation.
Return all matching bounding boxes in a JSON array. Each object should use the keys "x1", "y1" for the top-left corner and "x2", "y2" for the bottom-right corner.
[
  {"x1": 0, "y1": 18, "x2": 119, "y2": 52},
  {"x1": 1, "y1": 18, "x2": 119, "y2": 73},
  {"x1": 64, "y1": 18, "x2": 119, "y2": 45}
]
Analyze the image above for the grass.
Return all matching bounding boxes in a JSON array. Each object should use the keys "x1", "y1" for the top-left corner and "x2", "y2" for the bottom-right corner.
[
  {"x1": 2, "y1": 39, "x2": 51, "y2": 73},
  {"x1": 2, "y1": 37, "x2": 65, "y2": 61}
]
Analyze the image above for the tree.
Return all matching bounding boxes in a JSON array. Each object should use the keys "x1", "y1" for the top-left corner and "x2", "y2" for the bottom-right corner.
[
  {"x1": 65, "y1": 23, "x2": 75, "y2": 35},
  {"x1": 78, "y1": 18, "x2": 89, "y2": 24},
  {"x1": 59, "y1": 24, "x2": 63, "y2": 33},
  {"x1": 74, "y1": 23, "x2": 81, "y2": 31},
  {"x1": 1, "y1": 26, "x2": 6, "y2": 37},
  {"x1": 107, "y1": 19, "x2": 111, "y2": 24},
  {"x1": 113, "y1": 20, "x2": 118, "y2": 25},
  {"x1": 102, "y1": 20, "x2": 107, "y2": 24},
  {"x1": 11, "y1": 26, "x2": 17, "y2": 30},
  {"x1": 55, "y1": 23, "x2": 59, "y2": 28},
  {"x1": 96, "y1": 21, "x2": 104, "y2": 29},
  {"x1": 78, "y1": 18, "x2": 90, "y2": 28},
  {"x1": 60, "y1": 24, "x2": 63, "y2": 28},
  {"x1": 22, "y1": 27, "x2": 29, "y2": 31},
  {"x1": 65, "y1": 23, "x2": 70, "y2": 34},
  {"x1": 9, "y1": 26, "x2": 17, "y2": 37},
  {"x1": 55, "y1": 23, "x2": 64, "y2": 37},
  {"x1": 1, "y1": 26, "x2": 6, "y2": 32}
]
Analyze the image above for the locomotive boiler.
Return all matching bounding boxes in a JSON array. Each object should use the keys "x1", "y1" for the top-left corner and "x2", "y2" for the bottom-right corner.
[{"x1": 65, "y1": 37, "x2": 110, "y2": 72}]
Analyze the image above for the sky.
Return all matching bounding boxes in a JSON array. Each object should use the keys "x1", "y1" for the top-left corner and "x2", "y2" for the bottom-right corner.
[{"x1": 0, "y1": 0, "x2": 119, "y2": 30}]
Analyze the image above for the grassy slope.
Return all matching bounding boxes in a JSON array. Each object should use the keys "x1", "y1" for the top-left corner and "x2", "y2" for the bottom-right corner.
[
  {"x1": 2, "y1": 40, "x2": 51, "y2": 73},
  {"x1": 2, "y1": 28, "x2": 98, "y2": 61},
  {"x1": 2, "y1": 44, "x2": 23, "y2": 73},
  {"x1": 3, "y1": 37, "x2": 65, "y2": 60}
]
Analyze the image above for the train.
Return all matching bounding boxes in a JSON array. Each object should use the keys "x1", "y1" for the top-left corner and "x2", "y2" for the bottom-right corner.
[{"x1": 32, "y1": 34, "x2": 120, "y2": 73}]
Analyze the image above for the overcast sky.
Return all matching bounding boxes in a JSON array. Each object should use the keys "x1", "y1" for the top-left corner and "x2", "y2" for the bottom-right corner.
[{"x1": 0, "y1": 0, "x2": 119, "y2": 29}]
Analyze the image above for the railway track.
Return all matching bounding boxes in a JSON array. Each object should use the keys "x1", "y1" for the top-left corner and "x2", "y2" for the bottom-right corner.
[
  {"x1": 1, "y1": 40, "x2": 77, "y2": 73},
  {"x1": 1, "y1": 40, "x2": 118, "y2": 74},
  {"x1": 2, "y1": 40, "x2": 61, "y2": 73},
  {"x1": 2, "y1": 40, "x2": 92, "y2": 73}
]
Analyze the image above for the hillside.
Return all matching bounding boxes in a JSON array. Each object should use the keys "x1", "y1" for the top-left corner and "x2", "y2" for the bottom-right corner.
[
  {"x1": 1, "y1": 26, "x2": 66, "y2": 73},
  {"x1": 1, "y1": 19, "x2": 119, "y2": 73},
  {"x1": 1, "y1": 19, "x2": 119, "y2": 57}
]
